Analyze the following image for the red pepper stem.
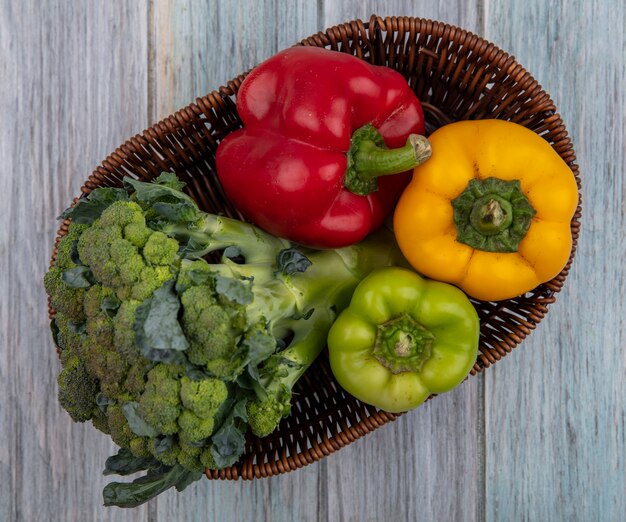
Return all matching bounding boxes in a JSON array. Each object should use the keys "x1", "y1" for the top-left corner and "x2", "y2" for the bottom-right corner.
[
  {"x1": 354, "y1": 134, "x2": 432, "y2": 179},
  {"x1": 344, "y1": 124, "x2": 431, "y2": 196}
]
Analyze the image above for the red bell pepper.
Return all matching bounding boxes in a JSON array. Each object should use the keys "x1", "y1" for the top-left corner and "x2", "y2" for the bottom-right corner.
[{"x1": 216, "y1": 46, "x2": 431, "y2": 249}]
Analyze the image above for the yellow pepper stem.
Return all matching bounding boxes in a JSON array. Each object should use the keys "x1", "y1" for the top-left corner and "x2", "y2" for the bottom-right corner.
[
  {"x1": 452, "y1": 177, "x2": 536, "y2": 252},
  {"x1": 469, "y1": 195, "x2": 514, "y2": 235}
]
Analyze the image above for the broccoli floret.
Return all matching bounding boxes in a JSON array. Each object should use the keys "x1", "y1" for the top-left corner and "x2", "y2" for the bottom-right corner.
[
  {"x1": 176, "y1": 440, "x2": 204, "y2": 471},
  {"x1": 85, "y1": 349, "x2": 126, "y2": 400},
  {"x1": 106, "y1": 403, "x2": 135, "y2": 448},
  {"x1": 129, "y1": 437, "x2": 151, "y2": 458},
  {"x1": 246, "y1": 309, "x2": 335, "y2": 438},
  {"x1": 54, "y1": 315, "x2": 85, "y2": 362},
  {"x1": 143, "y1": 231, "x2": 179, "y2": 265},
  {"x1": 124, "y1": 222, "x2": 152, "y2": 248},
  {"x1": 199, "y1": 447, "x2": 219, "y2": 470},
  {"x1": 76, "y1": 201, "x2": 177, "y2": 301},
  {"x1": 180, "y1": 284, "x2": 244, "y2": 379},
  {"x1": 44, "y1": 267, "x2": 86, "y2": 324},
  {"x1": 130, "y1": 265, "x2": 173, "y2": 301},
  {"x1": 137, "y1": 364, "x2": 181, "y2": 435},
  {"x1": 105, "y1": 402, "x2": 154, "y2": 458},
  {"x1": 177, "y1": 411, "x2": 214, "y2": 443},
  {"x1": 177, "y1": 376, "x2": 228, "y2": 441},
  {"x1": 91, "y1": 405, "x2": 109, "y2": 435},
  {"x1": 45, "y1": 173, "x2": 404, "y2": 507},
  {"x1": 246, "y1": 394, "x2": 290, "y2": 439},
  {"x1": 123, "y1": 361, "x2": 150, "y2": 398},
  {"x1": 112, "y1": 300, "x2": 141, "y2": 359},
  {"x1": 83, "y1": 284, "x2": 115, "y2": 318},
  {"x1": 180, "y1": 376, "x2": 228, "y2": 417},
  {"x1": 56, "y1": 222, "x2": 88, "y2": 267},
  {"x1": 57, "y1": 354, "x2": 99, "y2": 422},
  {"x1": 148, "y1": 439, "x2": 180, "y2": 467}
]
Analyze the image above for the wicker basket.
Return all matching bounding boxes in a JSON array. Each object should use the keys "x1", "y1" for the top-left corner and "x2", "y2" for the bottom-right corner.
[{"x1": 49, "y1": 15, "x2": 581, "y2": 480}]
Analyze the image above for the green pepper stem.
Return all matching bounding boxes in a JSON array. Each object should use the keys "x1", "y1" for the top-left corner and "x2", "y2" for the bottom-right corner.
[
  {"x1": 344, "y1": 124, "x2": 432, "y2": 196},
  {"x1": 372, "y1": 314, "x2": 435, "y2": 374}
]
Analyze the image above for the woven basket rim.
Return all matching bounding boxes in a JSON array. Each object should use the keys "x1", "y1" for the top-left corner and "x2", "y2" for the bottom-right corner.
[{"x1": 48, "y1": 15, "x2": 582, "y2": 481}]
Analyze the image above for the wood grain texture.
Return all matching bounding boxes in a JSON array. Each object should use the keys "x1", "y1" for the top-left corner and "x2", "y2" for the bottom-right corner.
[
  {"x1": 322, "y1": 0, "x2": 483, "y2": 31},
  {"x1": 149, "y1": 2, "x2": 322, "y2": 520},
  {"x1": 2, "y1": 0, "x2": 624, "y2": 521},
  {"x1": 483, "y1": 2, "x2": 626, "y2": 521},
  {"x1": 150, "y1": 0, "x2": 320, "y2": 122},
  {"x1": 0, "y1": 1, "x2": 150, "y2": 520},
  {"x1": 320, "y1": 3, "x2": 485, "y2": 521}
]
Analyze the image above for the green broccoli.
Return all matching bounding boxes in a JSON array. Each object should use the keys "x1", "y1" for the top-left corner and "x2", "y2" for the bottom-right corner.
[
  {"x1": 44, "y1": 222, "x2": 89, "y2": 324},
  {"x1": 57, "y1": 354, "x2": 99, "y2": 422},
  {"x1": 45, "y1": 172, "x2": 404, "y2": 507}
]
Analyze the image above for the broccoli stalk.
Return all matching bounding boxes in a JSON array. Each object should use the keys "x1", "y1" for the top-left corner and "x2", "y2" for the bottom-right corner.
[
  {"x1": 46, "y1": 172, "x2": 404, "y2": 507},
  {"x1": 157, "y1": 201, "x2": 401, "y2": 438}
]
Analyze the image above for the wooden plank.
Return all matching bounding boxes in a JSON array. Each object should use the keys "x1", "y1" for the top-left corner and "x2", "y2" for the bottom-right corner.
[
  {"x1": 150, "y1": 0, "x2": 320, "y2": 122},
  {"x1": 149, "y1": 2, "x2": 322, "y2": 520},
  {"x1": 320, "y1": 381, "x2": 482, "y2": 522},
  {"x1": 322, "y1": 0, "x2": 483, "y2": 30},
  {"x1": 321, "y1": 3, "x2": 485, "y2": 521},
  {"x1": 483, "y1": 2, "x2": 626, "y2": 521},
  {"x1": 5, "y1": 1, "x2": 618, "y2": 521},
  {"x1": 0, "y1": 1, "x2": 150, "y2": 520}
]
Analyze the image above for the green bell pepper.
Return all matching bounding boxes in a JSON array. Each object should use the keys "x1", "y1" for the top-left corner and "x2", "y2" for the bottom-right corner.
[{"x1": 327, "y1": 267, "x2": 480, "y2": 412}]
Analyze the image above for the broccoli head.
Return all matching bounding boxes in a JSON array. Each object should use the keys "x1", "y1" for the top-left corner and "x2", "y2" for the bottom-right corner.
[
  {"x1": 45, "y1": 173, "x2": 403, "y2": 507},
  {"x1": 246, "y1": 389, "x2": 291, "y2": 439},
  {"x1": 76, "y1": 200, "x2": 178, "y2": 301}
]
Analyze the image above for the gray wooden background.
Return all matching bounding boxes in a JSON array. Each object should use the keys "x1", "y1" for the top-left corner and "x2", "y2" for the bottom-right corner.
[{"x1": 1, "y1": 1, "x2": 624, "y2": 521}]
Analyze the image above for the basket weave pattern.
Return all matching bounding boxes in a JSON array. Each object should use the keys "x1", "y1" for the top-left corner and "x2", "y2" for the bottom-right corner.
[{"x1": 50, "y1": 16, "x2": 581, "y2": 480}]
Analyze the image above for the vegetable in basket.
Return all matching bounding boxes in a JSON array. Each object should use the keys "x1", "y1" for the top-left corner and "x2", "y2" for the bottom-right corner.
[
  {"x1": 393, "y1": 119, "x2": 579, "y2": 301},
  {"x1": 44, "y1": 173, "x2": 404, "y2": 507},
  {"x1": 327, "y1": 267, "x2": 479, "y2": 412},
  {"x1": 216, "y1": 46, "x2": 431, "y2": 249}
]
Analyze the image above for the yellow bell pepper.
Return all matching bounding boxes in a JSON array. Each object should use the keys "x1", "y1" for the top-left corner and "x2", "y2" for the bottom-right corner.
[{"x1": 393, "y1": 119, "x2": 578, "y2": 301}]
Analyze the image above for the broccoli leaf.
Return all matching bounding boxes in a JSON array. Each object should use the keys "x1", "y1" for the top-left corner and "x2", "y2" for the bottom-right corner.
[
  {"x1": 50, "y1": 319, "x2": 60, "y2": 348},
  {"x1": 180, "y1": 237, "x2": 211, "y2": 258},
  {"x1": 59, "y1": 187, "x2": 129, "y2": 224},
  {"x1": 124, "y1": 175, "x2": 195, "y2": 207},
  {"x1": 244, "y1": 331, "x2": 277, "y2": 365},
  {"x1": 276, "y1": 249, "x2": 312, "y2": 275},
  {"x1": 239, "y1": 330, "x2": 278, "y2": 392},
  {"x1": 134, "y1": 281, "x2": 189, "y2": 363},
  {"x1": 174, "y1": 469, "x2": 205, "y2": 492},
  {"x1": 122, "y1": 402, "x2": 159, "y2": 437},
  {"x1": 96, "y1": 393, "x2": 115, "y2": 413},
  {"x1": 62, "y1": 266, "x2": 95, "y2": 288},
  {"x1": 215, "y1": 275, "x2": 252, "y2": 305},
  {"x1": 103, "y1": 464, "x2": 203, "y2": 508},
  {"x1": 187, "y1": 269, "x2": 212, "y2": 286},
  {"x1": 70, "y1": 240, "x2": 83, "y2": 265},
  {"x1": 154, "y1": 171, "x2": 187, "y2": 191},
  {"x1": 223, "y1": 246, "x2": 242, "y2": 260},
  {"x1": 153, "y1": 435, "x2": 175, "y2": 455},
  {"x1": 103, "y1": 448, "x2": 158, "y2": 476},
  {"x1": 67, "y1": 321, "x2": 86, "y2": 335},
  {"x1": 100, "y1": 295, "x2": 121, "y2": 317},
  {"x1": 152, "y1": 201, "x2": 199, "y2": 223},
  {"x1": 209, "y1": 398, "x2": 248, "y2": 469}
]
